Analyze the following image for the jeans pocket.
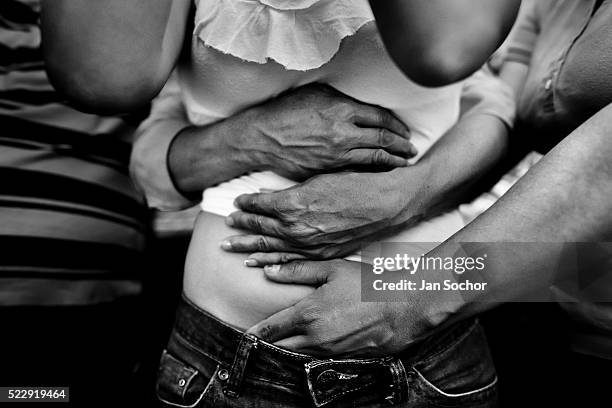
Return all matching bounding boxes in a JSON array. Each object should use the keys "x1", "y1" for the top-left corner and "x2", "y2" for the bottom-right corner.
[
  {"x1": 410, "y1": 321, "x2": 498, "y2": 407},
  {"x1": 156, "y1": 349, "x2": 218, "y2": 408}
]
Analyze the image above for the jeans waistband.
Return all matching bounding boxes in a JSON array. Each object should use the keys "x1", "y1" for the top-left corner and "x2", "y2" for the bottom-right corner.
[{"x1": 167, "y1": 295, "x2": 481, "y2": 407}]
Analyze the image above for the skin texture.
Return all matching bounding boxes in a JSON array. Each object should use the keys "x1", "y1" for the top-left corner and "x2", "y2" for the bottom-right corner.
[
  {"x1": 245, "y1": 101, "x2": 612, "y2": 357},
  {"x1": 184, "y1": 80, "x2": 516, "y2": 330},
  {"x1": 41, "y1": 0, "x2": 533, "y2": 358},
  {"x1": 369, "y1": 0, "x2": 520, "y2": 86},
  {"x1": 168, "y1": 85, "x2": 416, "y2": 196},
  {"x1": 41, "y1": 0, "x2": 518, "y2": 112},
  {"x1": 246, "y1": 260, "x2": 452, "y2": 357},
  {"x1": 41, "y1": 0, "x2": 191, "y2": 112},
  {"x1": 222, "y1": 106, "x2": 512, "y2": 264}
]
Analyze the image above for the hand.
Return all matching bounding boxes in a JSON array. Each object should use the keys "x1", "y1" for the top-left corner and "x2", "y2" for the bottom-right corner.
[
  {"x1": 244, "y1": 84, "x2": 417, "y2": 180},
  {"x1": 222, "y1": 170, "x2": 422, "y2": 264},
  {"x1": 247, "y1": 260, "x2": 456, "y2": 357}
]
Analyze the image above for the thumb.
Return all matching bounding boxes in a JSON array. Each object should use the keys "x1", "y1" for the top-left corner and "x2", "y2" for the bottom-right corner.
[
  {"x1": 247, "y1": 305, "x2": 302, "y2": 343},
  {"x1": 263, "y1": 261, "x2": 332, "y2": 285}
]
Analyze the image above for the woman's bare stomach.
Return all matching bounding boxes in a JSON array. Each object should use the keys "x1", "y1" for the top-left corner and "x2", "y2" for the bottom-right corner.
[
  {"x1": 184, "y1": 211, "x2": 315, "y2": 330},
  {"x1": 183, "y1": 208, "x2": 467, "y2": 330}
]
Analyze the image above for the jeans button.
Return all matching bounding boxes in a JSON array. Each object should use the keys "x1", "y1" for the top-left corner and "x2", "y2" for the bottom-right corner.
[
  {"x1": 178, "y1": 378, "x2": 186, "y2": 387},
  {"x1": 218, "y1": 369, "x2": 230, "y2": 381}
]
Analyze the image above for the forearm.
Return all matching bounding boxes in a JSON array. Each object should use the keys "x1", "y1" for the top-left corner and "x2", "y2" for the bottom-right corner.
[
  {"x1": 41, "y1": 0, "x2": 190, "y2": 112},
  {"x1": 370, "y1": 0, "x2": 519, "y2": 86},
  {"x1": 428, "y1": 103, "x2": 612, "y2": 321},
  {"x1": 168, "y1": 113, "x2": 267, "y2": 195},
  {"x1": 392, "y1": 112, "x2": 511, "y2": 227}
]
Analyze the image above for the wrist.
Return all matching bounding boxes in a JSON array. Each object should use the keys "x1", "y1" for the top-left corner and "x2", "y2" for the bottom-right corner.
[
  {"x1": 168, "y1": 120, "x2": 261, "y2": 195},
  {"x1": 404, "y1": 261, "x2": 468, "y2": 334},
  {"x1": 230, "y1": 107, "x2": 278, "y2": 172},
  {"x1": 166, "y1": 126, "x2": 202, "y2": 200},
  {"x1": 386, "y1": 163, "x2": 433, "y2": 226},
  {"x1": 214, "y1": 114, "x2": 261, "y2": 172}
]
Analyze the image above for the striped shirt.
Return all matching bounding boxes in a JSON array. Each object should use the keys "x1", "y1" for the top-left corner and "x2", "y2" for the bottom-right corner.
[{"x1": 1, "y1": 0, "x2": 148, "y2": 305}]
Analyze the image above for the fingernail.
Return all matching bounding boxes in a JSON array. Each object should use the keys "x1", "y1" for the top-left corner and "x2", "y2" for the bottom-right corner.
[
  {"x1": 225, "y1": 217, "x2": 235, "y2": 227},
  {"x1": 220, "y1": 240, "x2": 232, "y2": 250},
  {"x1": 244, "y1": 259, "x2": 257, "y2": 267},
  {"x1": 410, "y1": 145, "x2": 418, "y2": 156},
  {"x1": 264, "y1": 265, "x2": 280, "y2": 274}
]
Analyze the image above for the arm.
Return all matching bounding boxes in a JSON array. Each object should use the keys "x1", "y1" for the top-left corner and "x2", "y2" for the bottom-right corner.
[
  {"x1": 428, "y1": 102, "x2": 612, "y2": 320},
  {"x1": 40, "y1": 0, "x2": 191, "y2": 113},
  {"x1": 131, "y1": 82, "x2": 417, "y2": 211},
  {"x1": 390, "y1": 0, "x2": 536, "y2": 216},
  {"x1": 370, "y1": 0, "x2": 520, "y2": 86},
  {"x1": 399, "y1": 69, "x2": 520, "y2": 220},
  {"x1": 245, "y1": 105, "x2": 612, "y2": 356},
  {"x1": 225, "y1": 69, "x2": 518, "y2": 262},
  {"x1": 130, "y1": 75, "x2": 272, "y2": 210}
]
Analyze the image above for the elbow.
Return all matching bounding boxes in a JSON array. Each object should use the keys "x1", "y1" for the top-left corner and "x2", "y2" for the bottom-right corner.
[
  {"x1": 385, "y1": 30, "x2": 499, "y2": 88},
  {"x1": 44, "y1": 52, "x2": 164, "y2": 114},
  {"x1": 395, "y1": 48, "x2": 482, "y2": 87}
]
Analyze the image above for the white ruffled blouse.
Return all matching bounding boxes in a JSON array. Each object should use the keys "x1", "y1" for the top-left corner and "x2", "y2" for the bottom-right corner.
[
  {"x1": 193, "y1": 0, "x2": 375, "y2": 71},
  {"x1": 185, "y1": 0, "x2": 468, "y2": 248}
]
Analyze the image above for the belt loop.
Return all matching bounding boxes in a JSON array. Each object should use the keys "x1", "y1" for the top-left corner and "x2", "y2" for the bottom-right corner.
[
  {"x1": 386, "y1": 358, "x2": 409, "y2": 405},
  {"x1": 223, "y1": 333, "x2": 258, "y2": 398}
]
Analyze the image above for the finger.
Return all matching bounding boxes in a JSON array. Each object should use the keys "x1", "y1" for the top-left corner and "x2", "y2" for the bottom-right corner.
[
  {"x1": 352, "y1": 106, "x2": 411, "y2": 140},
  {"x1": 247, "y1": 306, "x2": 303, "y2": 343},
  {"x1": 246, "y1": 252, "x2": 306, "y2": 266},
  {"x1": 354, "y1": 127, "x2": 417, "y2": 158},
  {"x1": 220, "y1": 234, "x2": 293, "y2": 253},
  {"x1": 233, "y1": 193, "x2": 279, "y2": 216},
  {"x1": 226, "y1": 211, "x2": 286, "y2": 236},
  {"x1": 344, "y1": 149, "x2": 409, "y2": 168},
  {"x1": 274, "y1": 335, "x2": 312, "y2": 351},
  {"x1": 263, "y1": 262, "x2": 331, "y2": 285},
  {"x1": 275, "y1": 336, "x2": 334, "y2": 357}
]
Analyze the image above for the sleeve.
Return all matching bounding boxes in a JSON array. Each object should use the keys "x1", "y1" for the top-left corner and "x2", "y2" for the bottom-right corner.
[
  {"x1": 129, "y1": 73, "x2": 197, "y2": 211},
  {"x1": 504, "y1": 0, "x2": 540, "y2": 66},
  {"x1": 459, "y1": 67, "x2": 517, "y2": 129}
]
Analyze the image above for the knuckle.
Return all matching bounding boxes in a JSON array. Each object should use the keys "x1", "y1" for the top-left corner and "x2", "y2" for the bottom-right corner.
[
  {"x1": 254, "y1": 215, "x2": 265, "y2": 230},
  {"x1": 378, "y1": 110, "x2": 392, "y2": 126},
  {"x1": 279, "y1": 253, "x2": 294, "y2": 263},
  {"x1": 338, "y1": 102, "x2": 356, "y2": 117},
  {"x1": 271, "y1": 196, "x2": 287, "y2": 215},
  {"x1": 257, "y1": 236, "x2": 270, "y2": 251},
  {"x1": 371, "y1": 149, "x2": 385, "y2": 165},
  {"x1": 328, "y1": 133, "x2": 342, "y2": 148},
  {"x1": 286, "y1": 195, "x2": 306, "y2": 214},
  {"x1": 377, "y1": 128, "x2": 386, "y2": 146},
  {"x1": 381, "y1": 129, "x2": 395, "y2": 146},
  {"x1": 291, "y1": 261, "x2": 306, "y2": 278},
  {"x1": 338, "y1": 150, "x2": 352, "y2": 165},
  {"x1": 329, "y1": 121, "x2": 348, "y2": 142},
  {"x1": 298, "y1": 302, "x2": 320, "y2": 326},
  {"x1": 287, "y1": 224, "x2": 307, "y2": 238},
  {"x1": 258, "y1": 324, "x2": 276, "y2": 341}
]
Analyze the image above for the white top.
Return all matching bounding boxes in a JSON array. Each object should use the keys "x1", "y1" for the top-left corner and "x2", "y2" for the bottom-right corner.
[{"x1": 177, "y1": 0, "x2": 468, "y2": 248}]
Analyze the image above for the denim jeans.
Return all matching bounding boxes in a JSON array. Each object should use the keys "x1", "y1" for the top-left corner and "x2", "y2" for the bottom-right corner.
[{"x1": 156, "y1": 295, "x2": 498, "y2": 407}]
